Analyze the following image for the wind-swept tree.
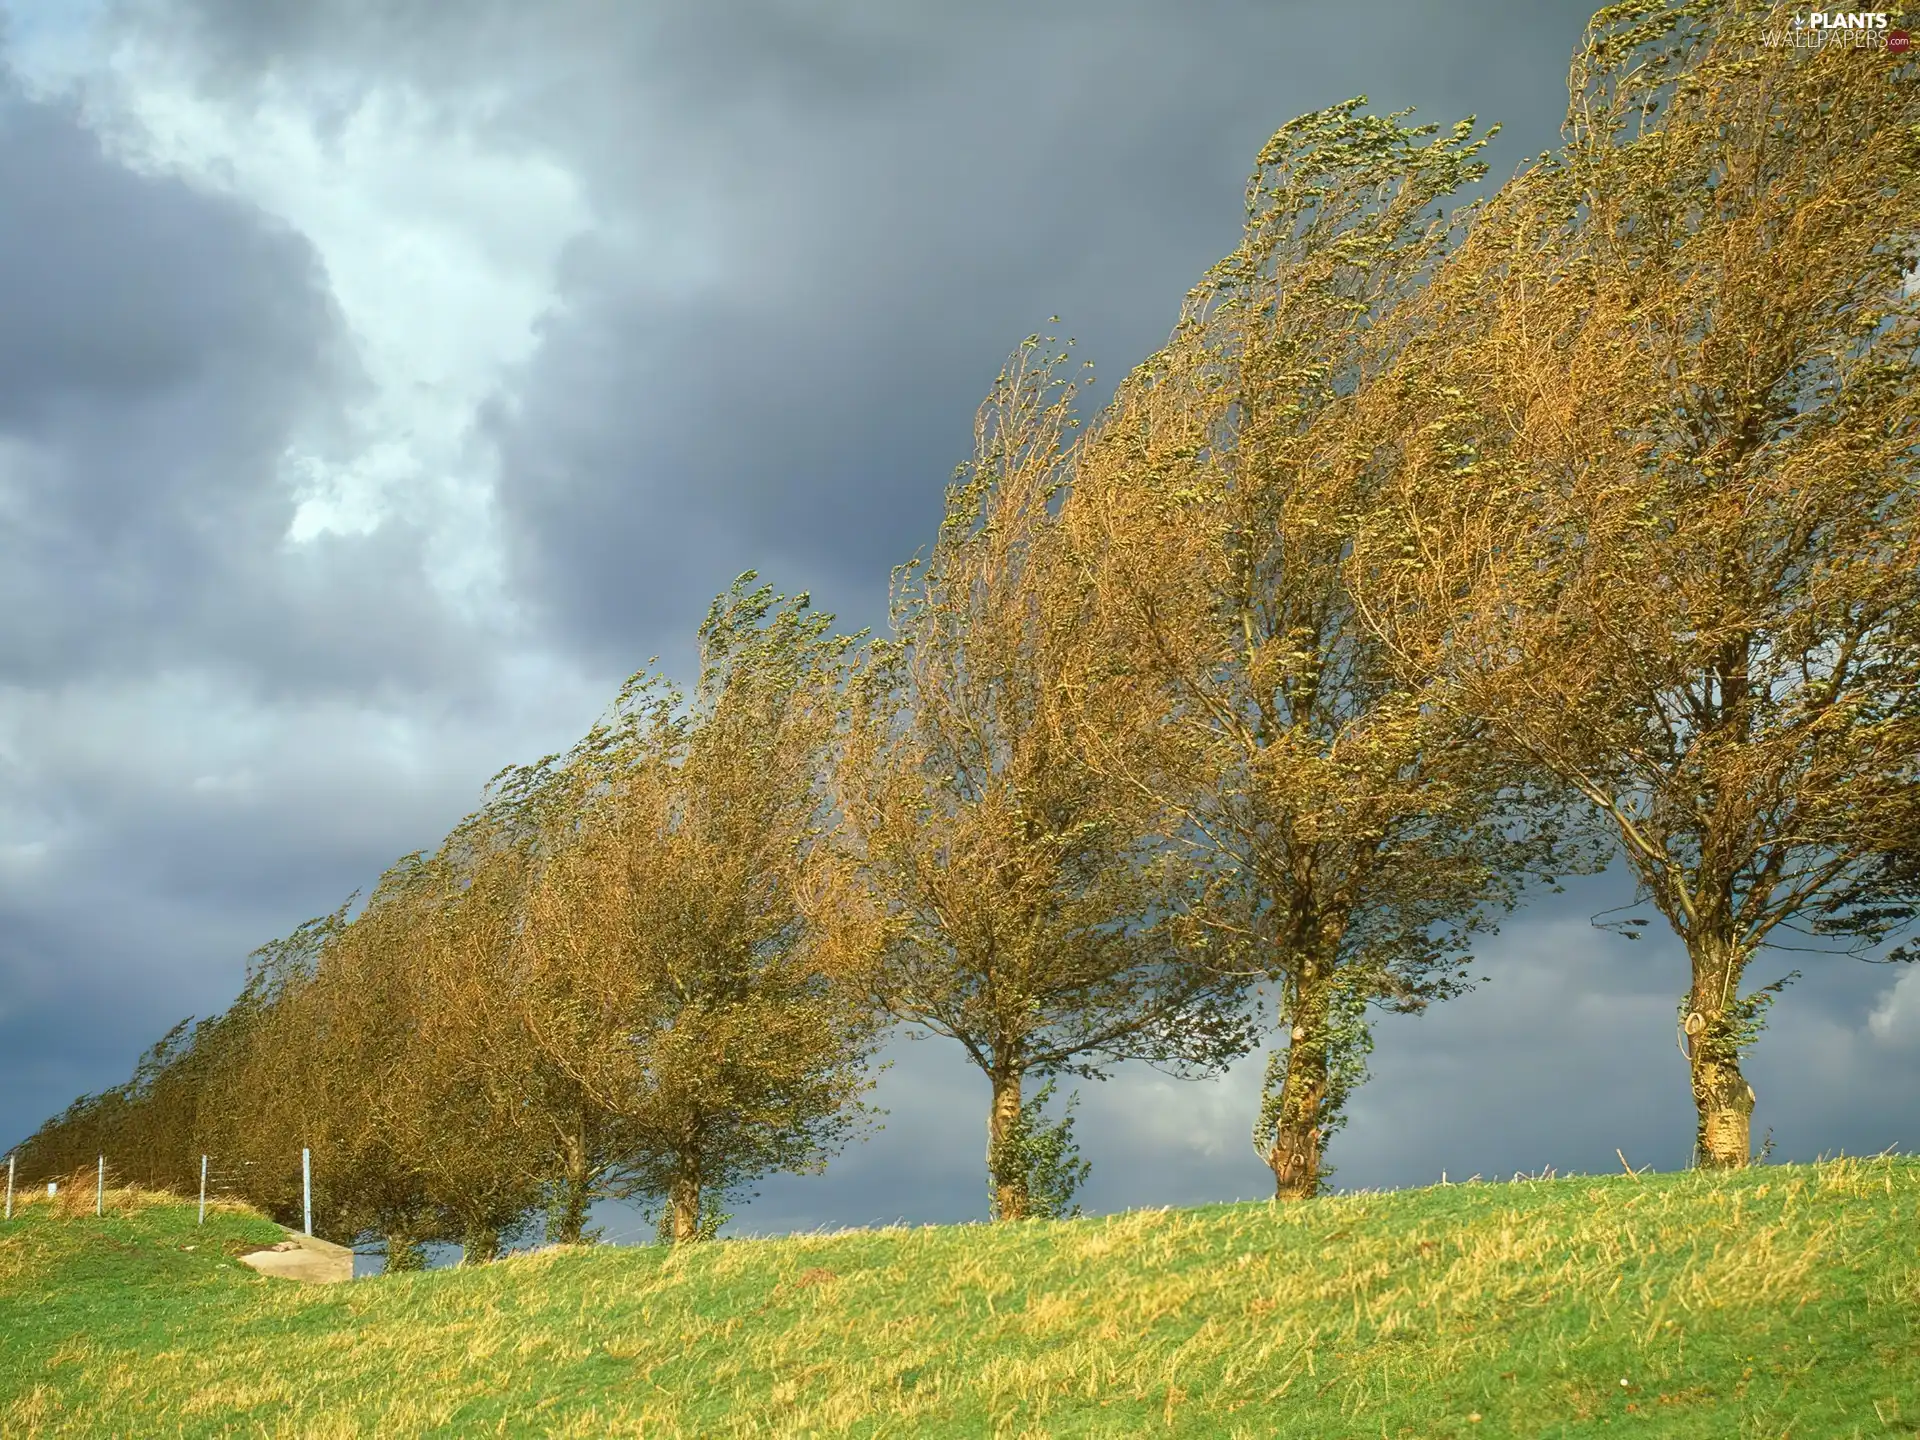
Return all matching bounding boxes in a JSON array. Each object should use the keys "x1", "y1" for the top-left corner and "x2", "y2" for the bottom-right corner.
[
  {"x1": 300, "y1": 718, "x2": 656, "y2": 1258},
  {"x1": 405, "y1": 827, "x2": 554, "y2": 1263},
  {"x1": 1063, "y1": 100, "x2": 1591, "y2": 1198},
  {"x1": 230, "y1": 842, "x2": 544, "y2": 1264},
  {"x1": 838, "y1": 336, "x2": 1260, "y2": 1222},
  {"x1": 508, "y1": 724, "x2": 678, "y2": 1244},
  {"x1": 262, "y1": 871, "x2": 447, "y2": 1264},
  {"x1": 9, "y1": 1087, "x2": 134, "y2": 1190},
  {"x1": 1350, "y1": 1, "x2": 1920, "y2": 1167},
  {"x1": 518, "y1": 578, "x2": 887, "y2": 1244},
  {"x1": 176, "y1": 908, "x2": 361, "y2": 1228},
  {"x1": 12, "y1": 1015, "x2": 205, "y2": 1195},
  {"x1": 7, "y1": 911, "x2": 342, "y2": 1200}
]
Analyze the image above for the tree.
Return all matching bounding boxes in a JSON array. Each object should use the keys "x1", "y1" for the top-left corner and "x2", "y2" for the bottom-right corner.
[
  {"x1": 391, "y1": 713, "x2": 666, "y2": 1257},
  {"x1": 508, "y1": 682, "x2": 698, "y2": 1243},
  {"x1": 10, "y1": 584, "x2": 884, "y2": 1254},
  {"x1": 838, "y1": 335, "x2": 1260, "y2": 1222},
  {"x1": 188, "y1": 909, "x2": 359, "y2": 1228},
  {"x1": 6, "y1": 910, "x2": 343, "y2": 1203},
  {"x1": 1350, "y1": 1, "x2": 1920, "y2": 1168},
  {"x1": 1063, "y1": 100, "x2": 1591, "y2": 1198},
  {"x1": 518, "y1": 578, "x2": 887, "y2": 1245},
  {"x1": 9, "y1": 1089, "x2": 132, "y2": 1191},
  {"x1": 246, "y1": 840, "x2": 546, "y2": 1265},
  {"x1": 269, "y1": 870, "x2": 448, "y2": 1265},
  {"x1": 390, "y1": 831, "x2": 551, "y2": 1264}
]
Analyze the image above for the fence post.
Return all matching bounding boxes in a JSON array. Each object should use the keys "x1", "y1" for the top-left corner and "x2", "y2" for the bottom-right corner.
[
  {"x1": 302, "y1": 1148, "x2": 312, "y2": 1237},
  {"x1": 5, "y1": 1154, "x2": 12, "y2": 1220},
  {"x1": 96, "y1": 1155, "x2": 104, "y2": 1216},
  {"x1": 199, "y1": 1155, "x2": 208, "y2": 1226}
]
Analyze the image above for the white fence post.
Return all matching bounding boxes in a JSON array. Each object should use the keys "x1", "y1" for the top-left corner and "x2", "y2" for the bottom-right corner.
[
  {"x1": 302, "y1": 1148, "x2": 312, "y2": 1236},
  {"x1": 5, "y1": 1154, "x2": 12, "y2": 1220},
  {"x1": 96, "y1": 1155, "x2": 104, "y2": 1216},
  {"x1": 199, "y1": 1155, "x2": 208, "y2": 1225}
]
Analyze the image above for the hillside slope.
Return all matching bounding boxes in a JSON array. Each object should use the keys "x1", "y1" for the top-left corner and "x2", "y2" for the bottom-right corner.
[{"x1": 1, "y1": 1157, "x2": 1915, "y2": 1438}]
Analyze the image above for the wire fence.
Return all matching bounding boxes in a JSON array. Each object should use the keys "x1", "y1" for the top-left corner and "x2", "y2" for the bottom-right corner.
[
  {"x1": 1, "y1": 1148, "x2": 669, "y2": 1276},
  {"x1": 0, "y1": 1149, "x2": 313, "y2": 1233}
]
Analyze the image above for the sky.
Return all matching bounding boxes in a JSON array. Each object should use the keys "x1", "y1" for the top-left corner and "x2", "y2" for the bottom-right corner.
[{"x1": 1, "y1": 0, "x2": 1914, "y2": 1255}]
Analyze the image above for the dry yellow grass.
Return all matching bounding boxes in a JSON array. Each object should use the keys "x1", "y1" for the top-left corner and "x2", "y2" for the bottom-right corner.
[{"x1": 2, "y1": 1156, "x2": 1916, "y2": 1437}]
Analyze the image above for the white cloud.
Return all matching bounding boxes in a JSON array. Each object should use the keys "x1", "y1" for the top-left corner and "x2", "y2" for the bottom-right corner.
[
  {"x1": 0, "y1": 2, "x2": 620, "y2": 960},
  {"x1": 5, "y1": 13, "x2": 591, "y2": 625},
  {"x1": 1867, "y1": 968, "x2": 1920, "y2": 1048}
]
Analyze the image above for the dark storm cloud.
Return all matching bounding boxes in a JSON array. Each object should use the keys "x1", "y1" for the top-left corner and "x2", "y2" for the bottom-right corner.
[
  {"x1": 0, "y1": 50, "x2": 558, "y2": 1153},
  {"x1": 0, "y1": 662, "x2": 562, "y2": 1156},
  {"x1": 0, "y1": 68, "x2": 477, "y2": 698},
  {"x1": 491, "y1": 0, "x2": 1601, "y2": 658},
  {"x1": 111, "y1": 0, "x2": 1599, "y2": 658},
  {"x1": 486, "y1": 0, "x2": 1599, "y2": 658}
]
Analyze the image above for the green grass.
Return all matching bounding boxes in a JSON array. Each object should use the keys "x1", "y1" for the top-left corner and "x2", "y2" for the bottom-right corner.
[{"x1": 1, "y1": 1156, "x2": 1917, "y2": 1438}]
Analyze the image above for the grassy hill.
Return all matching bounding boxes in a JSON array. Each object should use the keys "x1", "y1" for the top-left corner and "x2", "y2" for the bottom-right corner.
[{"x1": 0, "y1": 1155, "x2": 1915, "y2": 1438}]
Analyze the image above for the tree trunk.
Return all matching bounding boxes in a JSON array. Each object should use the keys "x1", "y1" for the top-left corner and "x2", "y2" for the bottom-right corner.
[
  {"x1": 383, "y1": 1229, "x2": 427, "y2": 1273},
  {"x1": 460, "y1": 1225, "x2": 500, "y2": 1266},
  {"x1": 552, "y1": 1125, "x2": 593, "y2": 1245},
  {"x1": 1266, "y1": 968, "x2": 1331, "y2": 1201},
  {"x1": 1686, "y1": 937, "x2": 1754, "y2": 1170},
  {"x1": 553, "y1": 1180, "x2": 590, "y2": 1246},
  {"x1": 668, "y1": 1172, "x2": 702, "y2": 1244},
  {"x1": 987, "y1": 1070, "x2": 1029, "y2": 1222}
]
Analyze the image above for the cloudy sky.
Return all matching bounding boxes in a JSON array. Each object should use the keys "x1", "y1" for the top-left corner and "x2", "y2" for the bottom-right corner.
[{"x1": 1, "y1": 0, "x2": 1914, "y2": 1251}]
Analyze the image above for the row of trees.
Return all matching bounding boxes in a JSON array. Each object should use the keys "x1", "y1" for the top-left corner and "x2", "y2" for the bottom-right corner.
[
  {"x1": 14, "y1": 585, "x2": 890, "y2": 1258},
  {"x1": 10, "y1": 1, "x2": 1915, "y2": 1251}
]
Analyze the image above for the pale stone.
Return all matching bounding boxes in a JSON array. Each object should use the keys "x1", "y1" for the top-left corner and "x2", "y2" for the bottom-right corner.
[{"x1": 237, "y1": 1229, "x2": 354, "y2": 1284}]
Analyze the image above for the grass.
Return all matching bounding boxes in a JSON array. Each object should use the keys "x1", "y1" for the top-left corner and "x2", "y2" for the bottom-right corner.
[{"x1": 1, "y1": 1156, "x2": 1916, "y2": 1438}]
